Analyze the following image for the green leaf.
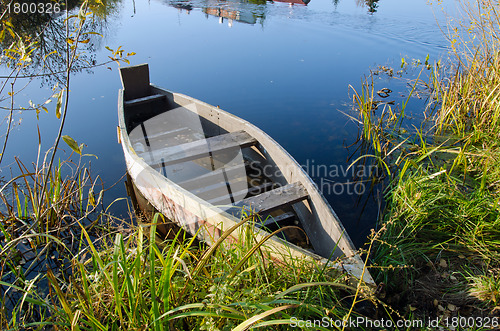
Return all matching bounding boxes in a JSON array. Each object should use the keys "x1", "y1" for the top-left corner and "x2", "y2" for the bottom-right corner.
[{"x1": 62, "y1": 135, "x2": 82, "y2": 155}]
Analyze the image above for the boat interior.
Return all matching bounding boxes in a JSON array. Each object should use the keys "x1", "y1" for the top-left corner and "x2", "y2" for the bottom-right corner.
[{"x1": 120, "y1": 65, "x2": 335, "y2": 253}]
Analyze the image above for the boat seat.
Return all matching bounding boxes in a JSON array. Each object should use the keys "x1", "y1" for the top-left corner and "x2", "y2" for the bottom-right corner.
[
  {"x1": 124, "y1": 94, "x2": 166, "y2": 107},
  {"x1": 142, "y1": 130, "x2": 258, "y2": 167},
  {"x1": 232, "y1": 182, "x2": 308, "y2": 214}
]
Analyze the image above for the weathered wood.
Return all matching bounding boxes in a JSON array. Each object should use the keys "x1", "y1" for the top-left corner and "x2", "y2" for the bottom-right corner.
[
  {"x1": 233, "y1": 182, "x2": 308, "y2": 214},
  {"x1": 119, "y1": 64, "x2": 150, "y2": 99},
  {"x1": 142, "y1": 130, "x2": 257, "y2": 167},
  {"x1": 124, "y1": 94, "x2": 166, "y2": 107},
  {"x1": 132, "y1": 127, "x2": 192, "y2": 146},
  {"x1": 188, "y1": 176, "x2": 247, "y2": 197},
  {"x1": 178, "y1": 161, "x2": 253, "y2": 190},
  {"x1": 208, "y1": 182, "x2": 275, "y2": 206}
]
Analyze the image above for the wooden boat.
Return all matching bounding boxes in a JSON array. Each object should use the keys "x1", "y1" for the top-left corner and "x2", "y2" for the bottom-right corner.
[{"x1": 117, "y1": 63, "x2": 374, "y2": 285}]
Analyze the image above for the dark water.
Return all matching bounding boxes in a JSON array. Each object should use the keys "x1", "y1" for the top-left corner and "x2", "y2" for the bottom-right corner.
[{"x1": 0, "y1": 0, "x2": 455, "y2": 246}]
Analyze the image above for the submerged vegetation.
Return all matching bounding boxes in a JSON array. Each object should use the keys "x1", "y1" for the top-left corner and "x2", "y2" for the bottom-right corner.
[{"x1": 2, "y1": 0, "x2": 500, "y2": 329}]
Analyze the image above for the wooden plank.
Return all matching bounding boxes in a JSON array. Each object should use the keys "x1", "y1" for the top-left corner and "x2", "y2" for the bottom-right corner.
[
  {"x1": 132, "y1": 127, "x2": 191, "y2": 146},
  {"x1": 189, "y1": 176, "x2": 247, "y2": 197},
  {"x1": 178, "y1": 161, "x2": 253, "y2": 190},
  {"x1": 142, "y1": 130, "x2": 257, "y2": 167},
  {"x1": 257, "y1": 212, "x2": 296, "y2": 228},
  {"x1": 208, "y1": 182, "x2": 274, "y2": 206},
  {"x1": 119, "y1": 64, "x2": 150, "y2": 99},
  {"x1": 233, "y1": 182, "x2": 308, "y2": 214},
  {"x1": 124, "y1": 94, "x2": 166, "y2": 107}
]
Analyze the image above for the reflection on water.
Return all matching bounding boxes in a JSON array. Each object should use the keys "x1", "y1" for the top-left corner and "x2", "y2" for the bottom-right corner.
[
  {"x1": 0, "y1": 0, "x2": 453, "y2": 247},
  {"x1": 0, "y1": 0, "x2": 123, "y2": 83},
  {"x1": 167, "y1": 0, "x2": 312, "y2": 26},
  {"x1": 168, "y1": 0, "x2": 267, "y2": 25},
  {"x1": 356, "y1": 0, "x2": 379, "y2": 13}
]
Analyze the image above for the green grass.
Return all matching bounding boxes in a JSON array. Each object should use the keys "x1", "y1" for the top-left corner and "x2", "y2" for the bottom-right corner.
[
  {"x1": 7, "y1": 0, "x2": 500, "y2": 328},
  {"x1": 0, "y1": 155, "x2": 109, "y2": 329},
  {"x1": 346, "y1": 0, "x2": 500, "y2": 323},
  {"x1": 45, "y1": 215, "x2": 367, "y2": 330}
]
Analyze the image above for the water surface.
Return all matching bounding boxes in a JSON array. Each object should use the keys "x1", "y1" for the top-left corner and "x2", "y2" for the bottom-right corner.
[{"x1": 0, "y1": 0, "x2": 455, "y2": 246}]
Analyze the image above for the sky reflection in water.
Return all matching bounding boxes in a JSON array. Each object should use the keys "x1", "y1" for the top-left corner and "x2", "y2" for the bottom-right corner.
[{"x1": 0, "y1": 0, "x2": 454, "y2": 246}]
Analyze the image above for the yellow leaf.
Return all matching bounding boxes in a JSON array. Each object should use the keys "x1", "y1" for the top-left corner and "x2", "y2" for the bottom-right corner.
[
  {"x1": 55, "y1": 90, "x2": 64, "y2": 119},
  {"x1": 62, "y1": 135, "x2": 82, "y2": 155}
]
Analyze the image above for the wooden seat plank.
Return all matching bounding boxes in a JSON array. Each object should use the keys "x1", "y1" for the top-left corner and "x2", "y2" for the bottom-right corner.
[
  {"x1": 125, "y1": 94, "x2": 166, "y2": 107},
  {"x1": 233, "y1": 182, "x2": 308, "y2": 214},
  {"x1": 142, "y1": 130, "x2": 257, "y2": 167}
]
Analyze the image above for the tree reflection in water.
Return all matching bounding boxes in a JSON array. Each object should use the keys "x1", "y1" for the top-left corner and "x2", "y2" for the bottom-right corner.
[
  {"x1": 356, "y1": 0, "x2": 379, "y2": 13},
  {"x1": 0, "y1": 0, "x2": 123, "y2": 85}
]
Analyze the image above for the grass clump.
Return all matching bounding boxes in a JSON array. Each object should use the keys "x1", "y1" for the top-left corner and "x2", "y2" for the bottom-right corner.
[
  {"x1": 47, "y1": 216, "x2": 364, "y2": 330},
  {"x1": 0, "y1": 156, "x2": 111, "y2": 329},
  {"x1": 348, "y1": 0, "x2": 500, "y2": 322}
]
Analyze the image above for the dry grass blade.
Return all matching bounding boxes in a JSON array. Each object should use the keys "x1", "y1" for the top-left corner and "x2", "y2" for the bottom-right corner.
[{"x1": 232, "y1": 304, "x2": 298, "y2": 331}]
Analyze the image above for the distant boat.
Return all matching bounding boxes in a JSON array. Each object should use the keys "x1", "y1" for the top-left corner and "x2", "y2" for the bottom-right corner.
[{"x1": 117, "y1": 63, "x2": 374, "y2": 285}]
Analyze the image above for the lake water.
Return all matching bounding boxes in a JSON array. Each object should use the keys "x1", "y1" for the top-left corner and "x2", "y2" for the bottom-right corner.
[{"x1": 0, "y1": 0, "x2": 455, "y2": 246}]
